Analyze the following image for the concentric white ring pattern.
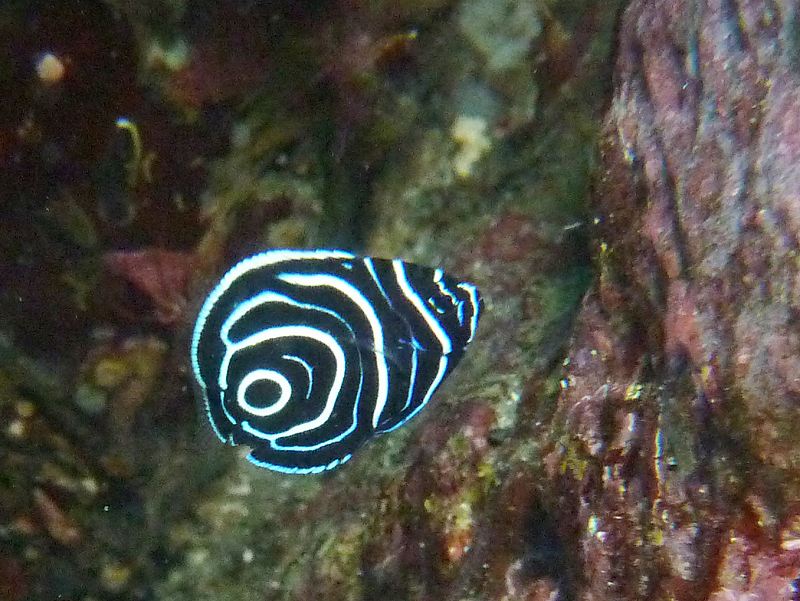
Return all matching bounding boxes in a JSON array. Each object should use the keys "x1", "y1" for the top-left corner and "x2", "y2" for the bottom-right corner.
[{"x1": 190, "y1": 249, "x2": 481, "y2": 474}]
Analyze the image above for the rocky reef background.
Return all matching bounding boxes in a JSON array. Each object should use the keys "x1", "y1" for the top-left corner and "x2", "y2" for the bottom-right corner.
[{"x1": 1, "y1": 0, "x2": 798, "y2": 600}]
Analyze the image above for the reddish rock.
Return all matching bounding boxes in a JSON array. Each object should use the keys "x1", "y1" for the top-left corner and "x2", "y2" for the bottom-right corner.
[
  {"x1": 104, "y1": 248, "x2": 196, "y2": 325},
  {"x1": 33, "y1": 488, "x2": 81, "y2": 547},
  {"x1": 168, "y1": 39, "x2": 271, "y2": 109},
  {"x1": 0, "y1": 556, "x2": 28, "y2": 601},
  {"x1": 472, "y1": 211, "x2": 576, "y2": 270},
  {"x1": 550, "y1": 1, "x2": 800, "y2": 599}
]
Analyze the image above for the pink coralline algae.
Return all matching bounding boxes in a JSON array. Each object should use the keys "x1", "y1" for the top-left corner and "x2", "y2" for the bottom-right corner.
[
  {"x1": 104, "y1": 248, "x2": 196, "y2": 325},
  {"x1": 548, "y1": 1, "x2": 800, "y2": 599}
]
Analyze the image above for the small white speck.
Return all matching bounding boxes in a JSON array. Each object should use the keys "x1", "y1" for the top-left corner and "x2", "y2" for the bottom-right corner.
[
  {"x1": 36, "y1": 52, "x2": 65, "y2": 84},
  {"x1": 6, "y1": 420, "x2": 25, "y2": 438}
]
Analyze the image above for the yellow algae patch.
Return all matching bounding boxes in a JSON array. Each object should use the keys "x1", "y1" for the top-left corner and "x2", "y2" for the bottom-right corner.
[
  {"x1": 451, "y1": 115, "x2": 491, "y2": 179},
  {"x1": 36, "y1": 52, "x2": 66, "y2": 84}
]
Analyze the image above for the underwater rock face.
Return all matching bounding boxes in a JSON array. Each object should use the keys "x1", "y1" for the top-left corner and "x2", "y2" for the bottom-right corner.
[{"x1": 552, "y1": 1, "x2": 800, "y2": 599}]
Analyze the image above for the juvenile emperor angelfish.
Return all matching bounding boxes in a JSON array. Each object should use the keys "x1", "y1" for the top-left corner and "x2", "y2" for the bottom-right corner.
[{"x1": 190, "y1": 249, "x2": 482, "y2": 474}]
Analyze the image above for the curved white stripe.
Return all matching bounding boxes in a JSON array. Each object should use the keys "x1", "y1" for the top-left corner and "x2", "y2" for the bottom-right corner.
[
  {"x1": 427, "y1": 296, "x2": 446, "y2": 314},
  {"x1": 189, "y1": 250, "x2": 355, "y2": 441},
  {"x1": 203, "y1": 387, "x2": 226, "y2": 441},
  {"x1": 190, "y1": 249, "x2": 354, "y2": 385},
  {"x1": 241, "y1": 354, "x2": 364, "y2": 450},
  {"x1": 215, "y1": 284, "x2": 364, "y2": 450},
  {"x1": 278, "y1": 272, "x2": 390, "y2": 430},
  {"x1": 219, "y1": 325, "x2": 345, "y2": 439},
  {"x1": 433, "y1": 269, "x2": 459, "y2": 305},
  {"x1": 402, "y1": 347, "x2": 418, "y2": 412},
  {"x1": 220, "y1": 289, "x2": 354, "y2": 350},
  {"x1": 380, "y1": 354, "x2": 449, "y2": 433},
  {"x1": 246, "y1": 452, "x2": 353, "y2": 474},
  {"x1": 282, "y1": 353, "x2": 314, "y2": 399},
  {"x1": 392, "y1": 260, "x2": 453, "y2": 355},
  {"x1": 237, "y1": 369, "x2": 292, "y2": 416},
  {"x1": 457, "y1": 282, "x2": 480, "y2": 342},
  {"x1": 364, "y1": 258, "x2": 393, "y2": 307},
  {"x1": 220, "y1": 389, "x2": 237, "y2": 426}
]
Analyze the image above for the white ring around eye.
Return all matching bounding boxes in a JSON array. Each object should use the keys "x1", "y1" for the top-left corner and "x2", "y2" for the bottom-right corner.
[{"x1": 237, "y1": 369, "x2": 292, "y2": 417}]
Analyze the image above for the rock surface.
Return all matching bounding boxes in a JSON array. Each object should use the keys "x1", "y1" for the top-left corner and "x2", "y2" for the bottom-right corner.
[
  {"x1": 6, "y1": 1, "x2": 800, "y2": 600},
  {"x1": 551, "y1": 1, "x2": 800, "y2": 599}
]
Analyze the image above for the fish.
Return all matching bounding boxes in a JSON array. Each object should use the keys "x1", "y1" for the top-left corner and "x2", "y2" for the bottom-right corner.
[{"x1": 190, "y1": 249, "x2": 482, "y2": 474}]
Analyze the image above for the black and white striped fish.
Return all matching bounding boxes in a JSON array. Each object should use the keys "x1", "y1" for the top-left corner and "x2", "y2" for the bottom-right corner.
[{"x1": 190, "y1": 249, "x2": 481, "y2": 474}]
